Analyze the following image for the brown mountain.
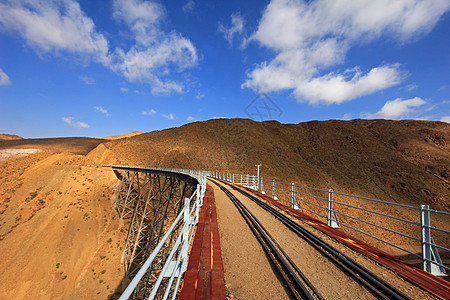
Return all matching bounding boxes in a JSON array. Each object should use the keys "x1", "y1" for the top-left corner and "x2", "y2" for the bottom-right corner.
[
  {"x1": 102, "y1": 131, "x2": 143, "y2": 140},
  {"x1": 0, "y1": 137, "x2": 107, "y2": 155},
  {"x1": 0, "y1": 134, "x2": 23, "y2": 140},
  {"x1": 1, "y1": 118, "x2": 448, "y2": 297},
  {"x1": 88, "y1": 118, "x2": 449, "y2": 211}
]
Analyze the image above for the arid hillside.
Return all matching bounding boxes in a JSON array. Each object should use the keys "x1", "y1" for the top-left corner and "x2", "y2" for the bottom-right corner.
[
  {"x1": 87, "y1": 118, "x2": 450, "y2": 256},
  {"x1": 0, "y1": 137, "x2": 107, "y2": 155},
  {"x1": 1, "y1": 118, "x2": 448, "y2": 298},
  {"x1": 102, "y1": 131, "x2": 143, "y2": 140},
  {"x1": 0, "y1": 134, "x2": 23, "y2": 140},
  {"x1": 89, "y1": 118, "x2": 450, "y2": 211},
  {"x1": 0, "y1": 141, "x2": 125, "y2": 299}
]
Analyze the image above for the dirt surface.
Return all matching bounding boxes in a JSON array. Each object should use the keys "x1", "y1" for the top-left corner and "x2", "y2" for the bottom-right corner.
[
  {"x1": 209, "y1": 179, "x2": 289, "y2": 299},
  {"x1": 210, "y1": 180, "x2": 438, "y2": 299},
  {"x1": 102, "y1": 131, "x2": 143, "y2": 140},
  {"x1": 0, "y1": 148, "x2": 43, "y2": 161},
  {"x1": 0, "y1": 134, "x2": 23, "y2": 140},
  {"x1": 0, "y1": 137, "x2": 108, "y2": 156},
  {"x1": 0, "y1": 152, "x2": 125, "y2": 299}
]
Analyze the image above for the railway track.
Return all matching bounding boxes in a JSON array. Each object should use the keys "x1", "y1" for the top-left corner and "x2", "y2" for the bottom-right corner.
[{"x1": 211, "y1": 179, "x2": 411, "y2": 300}]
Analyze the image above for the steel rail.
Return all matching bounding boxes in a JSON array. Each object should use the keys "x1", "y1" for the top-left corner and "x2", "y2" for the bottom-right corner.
[
  {"x1": 211, "y1": 179, "x2": 320, "y2": 300},
  {"x1": 221, "y1": 179, "x2": 411, "y2": 300}
]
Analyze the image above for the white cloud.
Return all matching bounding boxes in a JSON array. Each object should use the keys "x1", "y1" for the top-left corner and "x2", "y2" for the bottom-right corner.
[
  {"x1": 162, "y1": 113, "x2": 175, "y2": 120},
  {"x1": 243, "y1": 0, "x2": 450, "y2": 104},
  {"x1": 293, "y1": 65, "x2": 404, "y2": 104},
  {"x1": 0, "y1": 68, "x2": 11, "y2": 85},
  {"x1": 342, "y1": 113, "x2": 353, "y2": 120},
  {"x1": 218, "y1": 13, "x2": 245, "y2": 47},
  {"x1": 0, "y1": 0, "x2": 197, "y2": 95},
  {"x1": 196, "y1": 92, "x2": 205, "y2": 99},
  {"x1": 120, "y1": 87, "x2": 128, "y2": 92},
  {"x1": 405, "y1": 83, "x2": 418, "y2": 91},
  {"x1": 93, "y1": 106, "x2": 110, "y2": 116},
  {"x1": 81, "y1": 75, "x2": 95, "y2": 85},
  {"x1": 62, "y1": 116, "x2": 89, "y2": 129},
  {"x1": 111, "y1": 0, "x2": 198, "y2": 94},
  {"x1": 0, "y1": 0, "x2": 110, "y2": 65},
  {"x1": 441, "y1": 116, "x2": 450, "y2": 123},
  {"x1": 182, "y1": 0, "x2": 195, "y2": 14},
  {"x1": 187, "y1": 116, "x2": 195, "y2": 121},
  {"x1": 142, "y1": 109, "x2": 156, "y2": 116},
  {"x1": 368, "y1": 97, "x2": 426, "y2": 119}
]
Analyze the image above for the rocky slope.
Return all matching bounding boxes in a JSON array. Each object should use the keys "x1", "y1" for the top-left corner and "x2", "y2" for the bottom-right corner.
[{"x1": 88, "y1": 118, "x2": 449, "y2": 211}]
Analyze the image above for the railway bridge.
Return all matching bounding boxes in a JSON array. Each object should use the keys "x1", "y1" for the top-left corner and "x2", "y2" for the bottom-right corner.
[{"x1": 108, "y1": 166, "x2": 450, "y2": 300}]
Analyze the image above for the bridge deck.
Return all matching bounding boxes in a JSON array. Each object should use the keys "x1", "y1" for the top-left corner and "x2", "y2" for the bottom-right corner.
[{"x1": 179, "y1": 184, "x2": 226, "y2": 300}]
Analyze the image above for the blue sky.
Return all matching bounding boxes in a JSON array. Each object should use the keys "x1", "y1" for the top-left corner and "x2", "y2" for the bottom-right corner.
[{"x1": 0, "y1": 0, "x2": 449, "y2": 138}]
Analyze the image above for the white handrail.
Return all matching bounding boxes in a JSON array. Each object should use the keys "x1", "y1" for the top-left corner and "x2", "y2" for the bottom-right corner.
[{"x1": 210, "y1": 170, "x2": 449, "y2": 276}]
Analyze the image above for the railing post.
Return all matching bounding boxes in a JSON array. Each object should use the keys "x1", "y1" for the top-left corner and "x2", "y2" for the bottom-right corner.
[
  {"x1": 272, "y1": 179, "x2": 278, "y2": 201},
  {"x1": 260, "y1": 178, "x2": 266, "y2": 194},
  {"x1": 292, "y1": 183, "x2": 299, "y2": 209},
  {"x1": 195, "y1": 184, "x2": 201, "y2": 223},
  {"x1": 240, "y1": 174, "x2": 243, "y2": 185},
  {"x1": 421, "y1": 204, "x2": 432, "y2": 273},
  {"x1": 328, "y1": 189, "x2": 340, "y2": 228},
  {"x1": 232, "y1": 174, "x2": 234, "y2": 183},
  {"x1": 181, "y1": 197, "x2": 191, "y2": 273},
  {"x1": 246, "y1": 174, "x2": 249, "y2": 187}
]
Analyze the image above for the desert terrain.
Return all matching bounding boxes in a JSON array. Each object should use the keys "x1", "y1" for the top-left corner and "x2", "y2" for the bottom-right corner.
[
  {"x1": 86, "y1": 118, "x2": 449, "y2": 256},
  {"x1": 0, "y1": 118, "x2": 448, "y2": 298},
  {"x1": 0, "y1": 137, "x2": 127, "y2": 299}
]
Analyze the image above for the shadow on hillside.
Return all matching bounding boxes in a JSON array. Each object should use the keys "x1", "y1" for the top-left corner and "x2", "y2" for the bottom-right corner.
[{"x1": 109, "y1": 277, "x2": 130, "y2": 299}]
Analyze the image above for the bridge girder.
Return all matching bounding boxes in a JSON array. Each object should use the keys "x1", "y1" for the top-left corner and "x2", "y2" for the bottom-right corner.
[{"x1": 112, "y1": 166, "x2": 197, "y2": 299}]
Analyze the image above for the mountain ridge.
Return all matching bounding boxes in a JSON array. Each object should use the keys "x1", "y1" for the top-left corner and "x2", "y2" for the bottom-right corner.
[{"x1": 88, "y1": 118, "x2": 450, "y2": 211}]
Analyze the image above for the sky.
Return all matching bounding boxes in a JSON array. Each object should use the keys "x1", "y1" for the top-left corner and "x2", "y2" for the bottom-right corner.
[{"x1": 0, "y1": 0, "x2": 449, "y2": 138}]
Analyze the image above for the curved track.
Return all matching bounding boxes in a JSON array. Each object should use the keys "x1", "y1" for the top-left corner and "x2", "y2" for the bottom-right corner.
[{"x1": 211, "y1": 179, "x2": 411, "y2": 300}]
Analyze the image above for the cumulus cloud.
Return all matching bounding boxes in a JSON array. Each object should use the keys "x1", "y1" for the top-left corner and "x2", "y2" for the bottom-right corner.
[
  {"x1": 62, "y1": 116, "x2": 89, "y2": 129},
  {"x1": 441, "y1": 116, "x2": 450, "y2": 123},
  {"x1": 0, "y1": 68, "x2": 11, "y2": 85},
  {"x1": 162, "y1": 113, "x2": 175, "y2": 120},
  {"x1": 243, "y1": 0, "x2": 450, "y2": 104},
  {"x1": 368, "y1": 97, "x2": 426, "y2": 119},
  {"x1": 0, "y1": 0, "x2": 198, "y2": 95},
  {"x1": 187, "y1": 116, "x2": 195, "y2": 121},
  {"x1": 142, "y1": 109, "x2": 156, "y2": 116},
  {"x1": 81, "y1": 75, "x2": 95, "y2": 85},
  {"x1": 120, "y1": 87, "x2": 128, "y2": 92},
  {"x1": 93, "y1": 106, "x2": 110, "y2": 116},
  {"x1": 218, "y1": 13, "x2": 246, "y2": 47},
  {"x1": 111, "y1": 0, "x2": 198, "y2": 94},
  {"x1": 0, "y1": 0, "x2": 110, "y2": 65}
]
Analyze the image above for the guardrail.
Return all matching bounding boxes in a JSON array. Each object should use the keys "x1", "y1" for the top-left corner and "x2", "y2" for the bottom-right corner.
[
  {"x1": 118, "y1": 169, "x2": 207, "y2": 300},
  {"x1": 211, "y1": 171, "x2": 449, "y2": 277}
]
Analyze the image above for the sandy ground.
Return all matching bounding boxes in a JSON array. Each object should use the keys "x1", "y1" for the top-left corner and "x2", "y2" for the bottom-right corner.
[
  {"x1": 209, "y1": 180, "x2": 438, "y2": 299},
  {"x1": 0, "y1": 149, "x2": 42, "y2": 162},
  {"x1": 0, "y1": 152, "x2": 126, "y2": 299}
]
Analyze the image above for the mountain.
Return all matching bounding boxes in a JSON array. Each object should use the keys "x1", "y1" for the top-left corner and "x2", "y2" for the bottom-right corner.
[
  {"x1": 0, "y1": 134, "x2": 23, "y2": 140},
  {"x1": 88, "y1": 118, "x2": 449, "y2": 211},
  {"x1": 102, "y1": 131, "x2": 143, "y2": 140},
  {"x1": 0, "y1": 137, "x2": 107, "y2": 155},
  {"x1": 1, "y1": 118, "x2": 448, "y2": 297}
]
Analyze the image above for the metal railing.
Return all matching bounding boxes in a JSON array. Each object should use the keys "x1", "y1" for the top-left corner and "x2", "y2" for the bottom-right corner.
[
  {"x1": 119, "y1": 170, "x2": 207, "y2": 299},
  {"x1": 211, "y1": 172, "x2": 449, "y2": 277}
]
